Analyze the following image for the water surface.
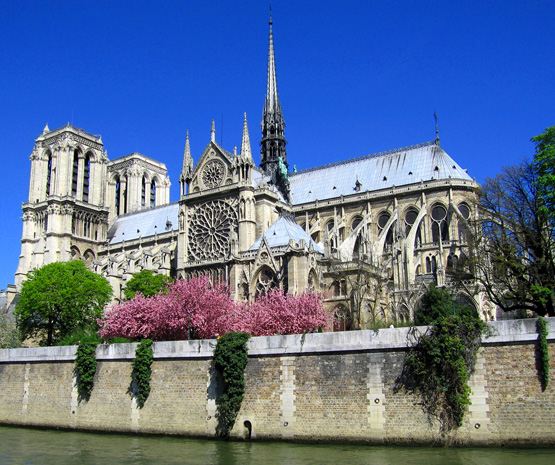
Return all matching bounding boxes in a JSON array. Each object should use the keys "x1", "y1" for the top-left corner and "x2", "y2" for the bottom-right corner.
[{"x1": 1, "y1": 426, "x2": 554, "y2": 465}]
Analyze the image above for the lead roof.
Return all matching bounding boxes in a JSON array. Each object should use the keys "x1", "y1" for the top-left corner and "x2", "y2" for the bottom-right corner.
[{"x1": 289, "y1": 140, "x2": 472, "y2": 205}]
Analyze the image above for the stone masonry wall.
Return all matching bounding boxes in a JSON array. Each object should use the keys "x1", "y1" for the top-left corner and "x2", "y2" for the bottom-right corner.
[{"x1": 0, "y1": 319, "x2": 554, "y2": 445}]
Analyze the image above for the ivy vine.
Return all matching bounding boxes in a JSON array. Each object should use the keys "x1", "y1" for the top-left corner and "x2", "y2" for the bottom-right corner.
[
  {"x1": 398, "y1": 314, "x2": 486, "y2": 434},
  {"x1": 74, "y1": 342, "x2": 98, "y2": 401},
  {"x1": 536, "y1": 317, "x2": 550, "y2": 391},
  {"x1": 213, "y1": 332, "x2": 251, "y2": 438},
  {"x1": 132, "y1": 339, "x2": 154, "y2": 408}
]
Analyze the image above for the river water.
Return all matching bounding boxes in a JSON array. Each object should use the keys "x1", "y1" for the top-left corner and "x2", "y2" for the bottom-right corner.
[{"x1": 1, "y1": 426, "x2": 554, "y2": 465}]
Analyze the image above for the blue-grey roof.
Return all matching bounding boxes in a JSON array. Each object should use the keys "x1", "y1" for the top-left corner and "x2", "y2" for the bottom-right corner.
[
  {"x1": 249, "y1": 215, "x2": 324, "y2": 253},
  {"x1": 289, "y1": 141, "x2": 472, "y2": 205},
  {"x1": 107, "y1": 203, "x2": 179, "y2": 244}
]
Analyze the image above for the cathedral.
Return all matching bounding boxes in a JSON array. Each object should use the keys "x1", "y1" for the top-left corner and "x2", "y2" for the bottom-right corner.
[{"x1": 14, "y1": 17, "x2": 489, "y2": 328}]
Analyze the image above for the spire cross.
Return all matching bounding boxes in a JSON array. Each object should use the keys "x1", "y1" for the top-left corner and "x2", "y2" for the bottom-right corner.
[{"x1": 434, "y1": 111, "x2": 440, "y2": 144}]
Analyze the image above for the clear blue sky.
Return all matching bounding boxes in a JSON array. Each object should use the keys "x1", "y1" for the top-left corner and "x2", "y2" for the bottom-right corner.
[{"x1": 1, "y1": 0, "x2": 553, "y2": 289}]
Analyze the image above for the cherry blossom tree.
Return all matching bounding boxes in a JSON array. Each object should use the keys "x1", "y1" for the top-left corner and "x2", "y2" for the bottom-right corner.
[
  {"x1": 99, "y1": 276, "x2": 238, "y2": 340},
  {"x1": 241, "y1": 289, "x2": 331, "y2": 336},
  {"x1": 98, "y1": 277, "x2": 331, "y2": 341}
]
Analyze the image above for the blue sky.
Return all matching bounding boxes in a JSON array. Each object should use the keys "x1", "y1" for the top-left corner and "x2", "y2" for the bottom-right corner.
[{"x1": 1, "y1": 0, "x2": 553, "y2": 289}]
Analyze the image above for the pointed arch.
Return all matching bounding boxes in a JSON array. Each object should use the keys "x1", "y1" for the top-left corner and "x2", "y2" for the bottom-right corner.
[
  {"x1": 150, "y1": 178, "x2": 157, "y2": 207},
  {"x1": 253, "y1": 265, "x2": 278, "y2": 298},
  {"x1": 83, "y1": 151, "x2": 92, "y2": 202},
  {"x1": 332, "y1": 304, "x2": 351, "y2": 332},
  {"x1": 71, "y1": 148, "x2": 80, "y2": 196},
  {"x1": 45, "y1": 151, "x2": 53, "y2": 196}
]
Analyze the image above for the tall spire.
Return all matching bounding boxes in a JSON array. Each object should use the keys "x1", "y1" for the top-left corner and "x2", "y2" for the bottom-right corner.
[
  {"x1": 265, "y1": 8, "x2": 281, "y2": 117},
  {"x1": 211, "y1": 120, "x2": 216, "y2": 143},
  {"x1": 260, "y1": 8, "x2": 289, "y2": 201},
  {"x1": 241, "y1": 113, "x2": 253, "y2": 161}
]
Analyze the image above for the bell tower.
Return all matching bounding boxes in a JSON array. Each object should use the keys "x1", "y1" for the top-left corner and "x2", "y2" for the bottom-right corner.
[{"x1": 15, "y1": 124, "x2": 109, "y2": 289}]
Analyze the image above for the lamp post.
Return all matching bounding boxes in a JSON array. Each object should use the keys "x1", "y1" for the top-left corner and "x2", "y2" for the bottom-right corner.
[{"x1": 186, "y1": 313, "x2": 192, "y2": 340}]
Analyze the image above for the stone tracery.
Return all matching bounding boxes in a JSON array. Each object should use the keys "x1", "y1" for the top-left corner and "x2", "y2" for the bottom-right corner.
[{"x1": 188, "y1": 200, "x2": 238, "y2": 261}]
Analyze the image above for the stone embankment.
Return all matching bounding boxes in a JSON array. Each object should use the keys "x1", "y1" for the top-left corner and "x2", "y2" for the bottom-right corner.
[{"x1": 0, "y1": 319, "x2": 554, "y2": 445}]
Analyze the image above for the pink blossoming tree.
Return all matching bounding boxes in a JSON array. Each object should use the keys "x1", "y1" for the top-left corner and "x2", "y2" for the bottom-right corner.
[{"x1": 98, "y1": 277, "x2": 330, "y2": 341}]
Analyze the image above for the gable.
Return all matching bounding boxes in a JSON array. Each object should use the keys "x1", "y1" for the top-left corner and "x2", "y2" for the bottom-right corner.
[{"x1": 190, "y1": 141, "x2": 236, "y2": 193}]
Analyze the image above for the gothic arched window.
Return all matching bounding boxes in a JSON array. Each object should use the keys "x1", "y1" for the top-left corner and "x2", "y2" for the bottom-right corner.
[
  {"x1": 431, "y1": 204, "x2": 449, "y2": 243},
  {"x1": 122, "y1": 175, "x2": 128, "y2": 214},
  {"x1": 378, "y1": 211, "x2": 393, "y2": 248},
  {"x1": 83, "y1": 153, "x2": 91, "y2": 203},
  {"x1": 458, "y1": 202, "x2": 470, "y2": 242},
  {"x1": 255, "y1": 266, "x2": 278, "y2": 297},
  {"x1": 46, "y1": 153, "x2": 52, "y2": 196},
  {"x1": 141, "y1": 176, "x2": 147, "y2": 207},
  {"x1": 150, "y1": 180, "x2": 156, "y2": 207},
  {"x1": 114, "y1": 176, "x2": 121, "y2": 215},
  {"x1": 333, "y1": 304, "x2": 351, "y2": 332},
  {"x1": 72, "y1": 150, "x2": 79, "y2": 196}
]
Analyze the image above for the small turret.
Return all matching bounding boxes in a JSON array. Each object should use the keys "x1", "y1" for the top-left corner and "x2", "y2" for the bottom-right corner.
[{"x1": 179, "y1": 131, "x2": 194, "y2": 196}]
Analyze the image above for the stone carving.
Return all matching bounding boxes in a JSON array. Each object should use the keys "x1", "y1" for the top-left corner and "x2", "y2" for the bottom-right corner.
[
  {"x1": 202, "y1": 159, "x2": 225, "y2": 189},
  {"x1": 188, "y1": 200, "x2": 237, "y2": 261}
]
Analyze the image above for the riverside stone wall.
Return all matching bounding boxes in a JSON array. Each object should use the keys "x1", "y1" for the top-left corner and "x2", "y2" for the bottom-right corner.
[{"x1": 0, "y1": 319, "x2": 554, "y2": 445}]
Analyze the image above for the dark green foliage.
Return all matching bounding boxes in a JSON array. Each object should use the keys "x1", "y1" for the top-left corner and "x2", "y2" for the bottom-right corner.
[
  {"x1": 123, "y1": 270, "x2": 173, "y2": 300},
  {"x1": 532, "y1": 125, "x2": 555, "y2": 223},
  {"x1": 0, "y1": 314, "x2": 21, "y2": 349},
  {"x1": 74, "y1": 342, "x2": 97, "y2": 400},
  {"x1": 213, "y1": 332, "x2": 251, "y2": 437},
  {"x1": 404, "y1": 314, "x2": 486, "y2": 432},
  {"x1": 57, "y1": 328, "x2": 132, "y2": 346},
  {"x1": 536, "y1": 317, "x2": 550, "y2": 391},
  {"x1": 57, "y1": 327, "x2": 102, "y2": 346},
  {"x1": 399, "y1": 286, "x2": 486, "y2": 433},
  {"x1": 15, "y1": 261, "x2": 112, "y2": 346},
  {"x1": 415, "y1": 284, "x2": 478, "y2": 325},
  {"x1": 132, "y1": 339, "x2": 153, "y2": 408}
]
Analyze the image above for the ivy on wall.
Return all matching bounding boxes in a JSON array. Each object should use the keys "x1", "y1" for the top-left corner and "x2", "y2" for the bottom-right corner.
[
  {"x1": 536, "y1": 317, "x2": 550, "y2": 391},
  {"x1": 74, "y1": 342, "x2": 98, "y2": 401},
  {"x1": 132, "y1": 339, "x2": 154, "y2": 408},
  {"x1": 398, "y1": 315, "x2": 486, "y2": 434},
  {"x1": 213, "y1": 332, "x2": 251, "y2": 438}
]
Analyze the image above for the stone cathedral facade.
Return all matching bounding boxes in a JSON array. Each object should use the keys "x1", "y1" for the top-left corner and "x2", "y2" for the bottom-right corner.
[{"x1": 14, "y1": 19, "x2": 490, "y2": 327}]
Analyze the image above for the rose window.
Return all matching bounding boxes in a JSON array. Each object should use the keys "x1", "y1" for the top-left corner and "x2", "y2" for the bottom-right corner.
[
  {"x1": 202, "y1": 160, "x2": 225, "y2": 188},
  {"x1": 188, "y1": 200, "x2": 238, "y2": 261}
]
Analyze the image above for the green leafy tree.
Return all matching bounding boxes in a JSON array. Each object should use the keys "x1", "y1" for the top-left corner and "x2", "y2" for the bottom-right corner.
[
  {"x1": 123, "y1": 270, "x2": 172, "y2": 300},
  {"x1": 15, "y1": 261, "x2": 113, "y2": 346},
  {"x1": 532, "y1": 125, "x2": 555, "y2": 223},
  {"x1": 415, "y1": 285, "x2": 477, "y2": 325}
]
